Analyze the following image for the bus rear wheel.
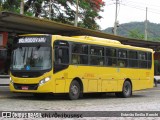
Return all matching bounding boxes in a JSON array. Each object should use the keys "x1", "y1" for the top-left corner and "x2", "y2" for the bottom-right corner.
[
  {"x1": 122, "y1": 81, "x2": 132, "y2": 98},
  {"x1": 69, "y1": 80, "x2": 80, "y2": 100},
  {"x1": 115, "y1": 81, "x2": 132, "y2": 98}
]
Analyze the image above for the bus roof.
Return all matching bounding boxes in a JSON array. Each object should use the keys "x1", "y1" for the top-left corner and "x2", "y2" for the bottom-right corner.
[
  {"x1": 19, "y1": 34, "x2": 49, "y2": 36},
  {"x1": 55, "y1": 35, "x2": 153, "y2": 52},
  {"x1": 17, "y1": 34, "x2": 153, "y2": 52},
  {"x1": 73, "y1": 36, "x2": 121, "y2": 44}
]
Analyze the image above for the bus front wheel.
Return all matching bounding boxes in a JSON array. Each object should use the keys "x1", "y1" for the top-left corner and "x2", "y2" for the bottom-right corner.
[{"x1": 69, "y1": 80, "x2": 80, "y2": 100}]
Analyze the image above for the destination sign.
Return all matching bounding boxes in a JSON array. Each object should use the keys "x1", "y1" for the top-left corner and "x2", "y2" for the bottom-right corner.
[{"x1": 18, "y1": 37, "x2": 47, "y2": 43}]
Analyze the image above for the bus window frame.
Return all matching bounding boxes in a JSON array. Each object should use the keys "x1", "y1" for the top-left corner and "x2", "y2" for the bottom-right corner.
[
  {"x1": 138, "y1": 51, "x2": 148, "y2": 69},
  {"x1": 128, "y1": 50, "x2": 138, "y2": 68},
  {"x1": 105, "y1": 47, "x2": 118, "y2": 67},
  {"x1": 117, "y1": 49, "x2": 128, "y2": 68},
  {"x1": 89, "y1": 45, "x2": 105, "y2": 66},
  {"x1": 71, "y1": 42, "x2": 89, "y2": 65},
  {"x1": 53, "y1": 40, "x2": 153, "y2": 70},
  {"x1": 53, "y1": 40, "x2": 70, "y2": 73}
]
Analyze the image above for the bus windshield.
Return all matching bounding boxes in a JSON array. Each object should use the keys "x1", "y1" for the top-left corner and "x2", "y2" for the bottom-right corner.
[{"x1": 11, "y1": 46, "x2": 51, "y2": 71}]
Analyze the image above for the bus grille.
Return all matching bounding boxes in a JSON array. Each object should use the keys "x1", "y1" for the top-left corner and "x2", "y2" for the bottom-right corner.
[{"x1": 13, "y1": 83, "x2": 38, "y2": 90}]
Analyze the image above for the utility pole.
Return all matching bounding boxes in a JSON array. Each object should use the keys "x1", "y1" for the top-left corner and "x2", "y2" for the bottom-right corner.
[
  {"x1": 74, "y1": 0, "x2": 78, "y2": 27},
  {"x1": 20, "y1": 0, "x2": 24, "y2": 14},
  {"x1": 49, "y1": 0, "x2": 52, "y2": 20},
  {"x1": 145, "y1": 7, "x2": 148, "y2": 40},
  {"x1": 114, "y1": 0, "x2": 118, "y2": 35}
]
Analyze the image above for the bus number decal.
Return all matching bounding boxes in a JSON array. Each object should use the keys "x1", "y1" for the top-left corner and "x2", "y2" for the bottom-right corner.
[{"x1": 84, "y1": 73, "x2": 95, "y2": 78}]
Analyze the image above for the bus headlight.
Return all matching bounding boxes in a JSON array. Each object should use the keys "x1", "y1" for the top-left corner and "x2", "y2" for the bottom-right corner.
[
  {"x1": 10, "y1": 77, "x2": 14, "y2": 85},
  {"x1": 39, "y1": 77, "x2": 51, "y2": 86}
]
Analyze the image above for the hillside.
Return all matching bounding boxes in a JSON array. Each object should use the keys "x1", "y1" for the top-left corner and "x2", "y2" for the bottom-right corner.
[{"x1": 103, "y1": 22, "x2": 160, "y2": 41}]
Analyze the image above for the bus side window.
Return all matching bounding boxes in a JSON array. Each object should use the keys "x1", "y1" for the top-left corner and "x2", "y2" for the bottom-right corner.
[
  {"x1": 57, "y1": 49, "x2": 62, "y2": 64},
  {"x1": 139, "y1": 52, "x2": 147, "y2": 68},
  {"x1": 90, "y1": 46, "x2": 104, "y2": 66},
  {"x1": 72, "y1": 43, "x2": 88, "y2": 65},
  {"x1": 118, "y1": 60, "x2": 125, "y2": 67},
  {"x1": 106, "y1": 48, "x2": 117, "y2": 67},
  {"x1": 72, "y1": 54, "x2": 80, "y2": 64},
  {"x1": 55, "y1": 47, "x2": 69, "y2": 64},
  {"x1": 148, "y1": 52, "x2": 152, "y2": 69},
  {"x1": 117, "y1": 49, "x2": 127, "y2": 67}
]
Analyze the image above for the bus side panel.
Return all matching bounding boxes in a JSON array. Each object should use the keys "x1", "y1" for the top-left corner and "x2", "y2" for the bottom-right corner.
[
  {"x1": 88, "y1": 79, "x2": 98, "y2": 92},
  {"x1": 101, "y1": 67, "x2": 118, "y2": 92},
  {"x1": 53, "y1": 62, "x2": 154, "y2": 94},
  {"x1": 116, "y1": 68, "x2": 154, "y2": 91},
  {"x1": 55, "y1": 79, "x2": 66, "y2": 93}
]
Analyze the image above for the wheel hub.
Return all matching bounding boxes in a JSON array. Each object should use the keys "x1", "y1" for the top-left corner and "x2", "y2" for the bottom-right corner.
[{"x1": 71, "y1": 85, "x2": 78, "y2": 95}]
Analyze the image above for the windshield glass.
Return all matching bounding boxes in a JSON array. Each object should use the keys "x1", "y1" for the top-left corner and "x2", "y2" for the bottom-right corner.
[{"x1": 11, "y1": 46, "x2": 51, "y2": 71}]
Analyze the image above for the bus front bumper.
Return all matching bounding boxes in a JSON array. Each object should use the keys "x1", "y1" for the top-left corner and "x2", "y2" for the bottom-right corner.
[{"x1": 9, "y1": 79, "x2": 54, "y2": 93}]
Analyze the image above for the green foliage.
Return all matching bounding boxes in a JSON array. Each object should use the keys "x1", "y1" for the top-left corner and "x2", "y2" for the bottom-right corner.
[
  {"x1": 0, "y1": 0, "x2": 105, "y2": 30},
  {"x1": 103, "y1": 22, "x2": 160, "y2": 41},
  {"x1": 77, "y1": 0, "x2": 103, "y2": 29},
  {"x1": 128, "y1": 29, "x2": 144, "y2": 39},
  {"x1": 1, "y1": 0, "x2": 21, "y2": 13}
]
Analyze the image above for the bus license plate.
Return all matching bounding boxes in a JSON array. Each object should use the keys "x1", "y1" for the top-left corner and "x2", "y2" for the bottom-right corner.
[{"x1": 21, "y1": 86, "x2": 28, "y2": 90}]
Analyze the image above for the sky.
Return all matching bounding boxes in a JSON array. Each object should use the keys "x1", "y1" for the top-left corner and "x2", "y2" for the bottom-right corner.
[{"x1": 97, "y1": 0, "x2": 160, "y2": 30}]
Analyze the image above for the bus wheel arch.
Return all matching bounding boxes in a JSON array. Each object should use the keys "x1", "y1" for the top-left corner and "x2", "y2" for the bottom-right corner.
[
  {"x1": 115, "y1": 78, "x2": 132, "y2": 98},
  {"x1": 68, "y1": 77, "x2": 83, "y2": 100}
]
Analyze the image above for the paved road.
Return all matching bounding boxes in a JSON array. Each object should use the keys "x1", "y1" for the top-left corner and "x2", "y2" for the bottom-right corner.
[
  {"x1": 0, "y1": 85, "x2": 160, "y2": 119},
  {"x1": 0, "y1": 85, "x2": 160, "y2": 111}
]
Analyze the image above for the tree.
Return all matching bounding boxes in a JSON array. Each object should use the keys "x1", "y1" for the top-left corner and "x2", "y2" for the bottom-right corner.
[
  {"x1": 128, "y1": 29, "x2": 144, "y2": 39},
  {"x1": 77, "y1": 0, "x2": 105, "y2": 29},
  {"x1": 0, "y1": 0, "x2": 105, "y2": 30},
  {"x1": 1, "y1": 0, "x2": 21, "y2": 13}
]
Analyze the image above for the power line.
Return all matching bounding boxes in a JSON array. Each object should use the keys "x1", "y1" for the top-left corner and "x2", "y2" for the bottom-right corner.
[
  {"x1": 105, "y1": 3, "x2": 115, "y2": 6},
  {"x1": 121, "y1": 3, "x2": 145, "y2": 11},
  {"x1": 148, "y1": 29, "x2": 160, "y2": 38},
  {"x1": 121, "y1": 3, "x2": 160, "y2": 15},
  {"x1": 123, "y1": 0, "x2": 160, "y2": 8}
]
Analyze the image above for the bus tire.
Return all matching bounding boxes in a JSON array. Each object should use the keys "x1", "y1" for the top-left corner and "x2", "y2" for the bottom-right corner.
[
  {"x1": 69, "y1": 80, "x2": 80, "y2": 100},
  {"x1": 154, "y1": 78, "x2": 157, "y2": 87},
  {"x1": 121, "y1": 81, "x2": 132, "y2": 98}
]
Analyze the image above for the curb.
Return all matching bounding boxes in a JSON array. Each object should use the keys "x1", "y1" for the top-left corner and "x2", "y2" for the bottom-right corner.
[
  {"x1": 0, "y1": 75, "x2": 9, "y2": 78},
  {"x1": 0, "y1": 84, "x2": 9, "y2": 86}
]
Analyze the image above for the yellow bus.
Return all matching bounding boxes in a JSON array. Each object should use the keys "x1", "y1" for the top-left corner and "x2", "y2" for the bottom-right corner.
[{"x1": 10, "y1": 34, "x2": 154, "y2": 100}]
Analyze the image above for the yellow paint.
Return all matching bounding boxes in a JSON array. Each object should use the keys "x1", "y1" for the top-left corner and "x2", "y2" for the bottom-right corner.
[
  {"x1": 10, "y1": 34, "x2": 154, "y2": 94},
  {"x1": 55, "y1": 79, "x2": 65, "y2": 93}
]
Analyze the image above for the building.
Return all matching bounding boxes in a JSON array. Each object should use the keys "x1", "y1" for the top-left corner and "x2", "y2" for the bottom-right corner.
[{"x1": 0, "y1": 11, "x2": 160, "y2": 76}]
